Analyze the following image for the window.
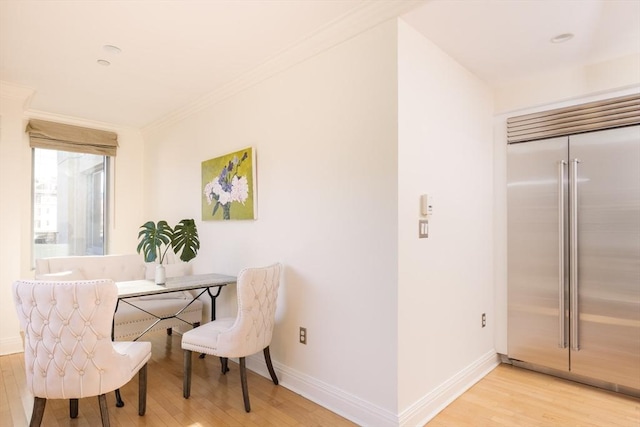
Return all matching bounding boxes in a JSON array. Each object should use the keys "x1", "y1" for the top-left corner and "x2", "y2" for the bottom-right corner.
[
  {"x1": 27, "y1": 118, "x2": 117, "y2": 261},
  {"x1": 32, "y1": 148, "x2": 108, "y2": 259}
]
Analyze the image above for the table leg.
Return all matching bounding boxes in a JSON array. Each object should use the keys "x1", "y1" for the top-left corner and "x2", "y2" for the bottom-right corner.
[
  {"x1": 115, "y1": 389, "x2": 124, "y2": 407},
  {"x1": 199, "y1": 286, "x2": 224, "y2": 359},
  {"x1": 112, "y1": 300, "x2": 125, "y2": 407},
  {"x1": 206, "y1": 286, "x2": 223, "y2": 321}
]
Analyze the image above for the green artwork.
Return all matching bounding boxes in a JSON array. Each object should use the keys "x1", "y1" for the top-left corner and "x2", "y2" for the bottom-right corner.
[{"x1": 202, "y1": 147, "x2": 256, "y2": 220}]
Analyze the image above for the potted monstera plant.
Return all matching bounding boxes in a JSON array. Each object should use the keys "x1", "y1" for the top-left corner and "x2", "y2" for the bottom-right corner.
[{"x1": 136, "y1": 218, "x2": 200, "y2": 284}]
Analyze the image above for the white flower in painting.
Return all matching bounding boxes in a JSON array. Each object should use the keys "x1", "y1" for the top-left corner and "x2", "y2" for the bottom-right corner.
[
  {"x1": 230, "y1": 176, "x2": 249, "y2": 204},
  {"x1": 204, "y1": 179, "x2": 227, "y2": 205},
  {"x1": 217, "y1": 187, "x2": 232, "y2": 205},
  {"x1": 204, "y1": 182, "x2": 215, "y2": 204}
]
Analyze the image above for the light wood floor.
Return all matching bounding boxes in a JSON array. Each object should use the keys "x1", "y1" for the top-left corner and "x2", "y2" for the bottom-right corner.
[
  {"x1": 1, "y1": 332, "x2": 638, "y2": 426},
  {"x1": 0, "y1": 333, "x2": 355, "y2": 427},
  {"x1": 427, "y1": 364, "x2": 640, "y2": 427}
]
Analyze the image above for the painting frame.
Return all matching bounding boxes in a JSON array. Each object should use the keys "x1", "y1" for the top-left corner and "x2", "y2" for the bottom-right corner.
[{"x1": 201, "y1": 147, "x2": 256, "y2": 221}]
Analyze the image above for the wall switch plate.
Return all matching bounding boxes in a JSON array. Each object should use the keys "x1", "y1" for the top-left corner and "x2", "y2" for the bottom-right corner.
[
  {"x1": 299, "y1": 327, "x2": 307, "y2": 344},
  {"x1": 482, "y1": 313, "x2": 486, "y2": 328},
  {"x1": 419, "y1": 220, "x2": 429, "y2": 238}
]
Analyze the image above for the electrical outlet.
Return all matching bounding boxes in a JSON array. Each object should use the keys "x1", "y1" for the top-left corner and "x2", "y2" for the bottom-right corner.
[
  {"x1": 299, "y1": 327, "x2": 307, "y2": 344},
  {"x1": 482, "y1": 313, "x2": 486, "y2": 328}
]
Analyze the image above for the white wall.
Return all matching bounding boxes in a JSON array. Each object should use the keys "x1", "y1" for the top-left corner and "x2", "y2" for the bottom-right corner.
[
  {"x1": 0, "y1": 82, "x2": 33, "y2": 354},
  {"x1": 142, "y1": 20, "x2": 400, "y2": 424},
  {"x1": 0, "y1": 82, "x2": 146, "y2": 354},
  {"x1": 397, "y1": 21, "x2": 497, "y2": 424},
  {"x1": 107, "y1": 128, "x2": 147, "y2": 254}
]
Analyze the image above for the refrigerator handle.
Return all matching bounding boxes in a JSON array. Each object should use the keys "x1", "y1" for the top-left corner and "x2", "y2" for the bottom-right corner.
[
  {"x1": 558, "y1": 160, "x2": 567, "y2": 348},
  {"x1": 570, "y1": 158, "x2": 580, "y2": 351}
]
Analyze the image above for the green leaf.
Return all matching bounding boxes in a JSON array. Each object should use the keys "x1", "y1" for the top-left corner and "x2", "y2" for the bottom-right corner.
[
  {"x1": 172, "y1": 218, "x2": 200, "y2": 262},
  {"x1": 136, "y1": 220, "x2": 174, "y2": 263}
]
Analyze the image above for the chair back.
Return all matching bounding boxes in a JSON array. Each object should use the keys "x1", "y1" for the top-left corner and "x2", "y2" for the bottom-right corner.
[
  {"x1": 12, "y1": 279, "x2": 132, "y2": 399},
  {"x1": 217, "y1": 264, "x2": 282, "y2": 357}
]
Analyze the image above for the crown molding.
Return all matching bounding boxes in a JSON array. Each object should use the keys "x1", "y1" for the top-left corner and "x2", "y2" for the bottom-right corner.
[
  {"x1": 0, "y1": 81, "x2": 35, "y2": 109},
  {"x1": 24, "y1": 109, "x2": 140, "y2": 133},
  {"x1": 142, "y1": 0, "x2": 425, "y2": 137},
  {"x1": 0, "y1": 82, "x2": 138, "y2": 133}
]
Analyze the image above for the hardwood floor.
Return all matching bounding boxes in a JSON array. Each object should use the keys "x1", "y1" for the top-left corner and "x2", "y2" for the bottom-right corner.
[
  {"x1": 0, "y1": 332, "x2": 355, "y2": 427},
  {"x1": 427, "y1": 364, "x2": 640, "y2": 427},
  {"x1": 1, "y1": 332, "x2": 638, "y2": 426}
]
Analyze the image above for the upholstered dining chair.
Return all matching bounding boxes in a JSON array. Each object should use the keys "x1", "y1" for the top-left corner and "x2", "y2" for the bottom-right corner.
[
  {"x1": 181, "y1": 263, "x2": 282, "y2": 412},
  {"x1": 12, "y1": 279, "x2": 152, "y2": 427}
]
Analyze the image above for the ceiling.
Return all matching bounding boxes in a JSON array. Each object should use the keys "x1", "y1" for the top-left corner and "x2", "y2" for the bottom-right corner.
[
  {"x1": 402, "y1": 0, "x2": 640, "y2": 87},
  {"x1": 1, "y1": 1, "x2": 639, "y2": 129}
]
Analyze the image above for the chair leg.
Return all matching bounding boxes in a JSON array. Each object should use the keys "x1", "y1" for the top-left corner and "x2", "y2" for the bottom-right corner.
[
  {"x1": 30, "y1": 397, "x2": 46, "y2": 427},
  {"x1": 98, "y1": 394, "x2": 110, "y2": 427},
  {"x1": 138, "y1": 363, "x2": 147, "y2": 416},
  {"x1": 220, "y1": 357, "x2": 229, "y2": 374},
  {"x1": 263, "y1": 346, "x2": 279, "y2": 385},
  {"x1": 239, "y1": 357, "x2": 251, "y2": 412},
  {"x1": 183, "y1": 350, "x2": 192, "y2": 399},
  {"x1": 69, "y1": 398, "x2": 79, "y2": 418}
]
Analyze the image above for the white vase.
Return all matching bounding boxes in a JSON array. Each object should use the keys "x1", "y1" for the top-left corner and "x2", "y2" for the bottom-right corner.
[{"x1": 155, "y1": 264, "x2": 166, "y2": 285}]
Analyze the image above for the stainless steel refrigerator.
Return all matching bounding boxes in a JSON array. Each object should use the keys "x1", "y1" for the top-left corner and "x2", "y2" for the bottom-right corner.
[{"x1": 507, "y1": 125, "x2": 640, "y2": 393}]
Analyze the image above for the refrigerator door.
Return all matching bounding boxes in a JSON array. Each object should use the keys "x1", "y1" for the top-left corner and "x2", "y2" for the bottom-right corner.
[
  {"x1": 569, "y1": 125, "x2": 640, "y2": 389},
  {"x1": 508, "y1": 137, "x2": 569, "y2": 371}
]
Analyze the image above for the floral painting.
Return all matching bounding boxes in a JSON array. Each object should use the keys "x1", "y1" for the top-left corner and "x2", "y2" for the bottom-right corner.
[{"x1": 202, "y1": 147, "x2": 256, "y2": 220}]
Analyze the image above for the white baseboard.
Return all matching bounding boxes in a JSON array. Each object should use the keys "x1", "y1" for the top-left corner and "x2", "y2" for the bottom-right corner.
[
  {"x1": 398, "y1": 350, "x2": 500, "y2": 426},
  {"x1": 0, "y1": 335, "x2": 24, "y2": 356},
  {"x1": 245, "y1": 354, "x2": 398, "y2": 426},
  {"x1": 247, "y1": 351, "x2": 498, "y2": 426}
]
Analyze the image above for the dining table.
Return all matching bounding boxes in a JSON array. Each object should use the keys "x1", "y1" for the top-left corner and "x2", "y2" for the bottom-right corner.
[
  {"x1": 113, "y1": 272, "x2": 237, "y2": 407},
  {"x1": 116, "y1": 272, "x2": 237, "y2": 337}
]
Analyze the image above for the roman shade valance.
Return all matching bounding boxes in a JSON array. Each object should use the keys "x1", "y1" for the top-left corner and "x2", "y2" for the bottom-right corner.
[{"x1": 26, "y1": 119, "x2": 118, "y2": 156}]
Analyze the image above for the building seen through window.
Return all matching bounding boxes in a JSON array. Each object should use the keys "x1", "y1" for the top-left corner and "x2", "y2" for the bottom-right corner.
[{"x1": 33, "y1": 148, "x2": 107, "y2": 260}]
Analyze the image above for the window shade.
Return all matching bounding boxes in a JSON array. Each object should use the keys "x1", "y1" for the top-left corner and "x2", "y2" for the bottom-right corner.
[
  {"x1": 507, "y1": 93, "x2": 640, "y2": 144},
  {"x1": 26, "y1": 119, "x2": 118, "y2": 156}
]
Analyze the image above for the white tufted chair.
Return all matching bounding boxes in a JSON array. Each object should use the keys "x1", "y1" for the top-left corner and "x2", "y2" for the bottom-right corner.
[
  {"x1": 181, "y1": 263, "x2": 281, "y2": 412},
  {"x1": 12, "y1": 279, "x2": 152, "y2": 427}
]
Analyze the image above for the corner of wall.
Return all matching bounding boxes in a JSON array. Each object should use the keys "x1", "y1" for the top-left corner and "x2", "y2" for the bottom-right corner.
[{"x1": 0, "y1": 85, "x2": 34, "y2": 355}]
